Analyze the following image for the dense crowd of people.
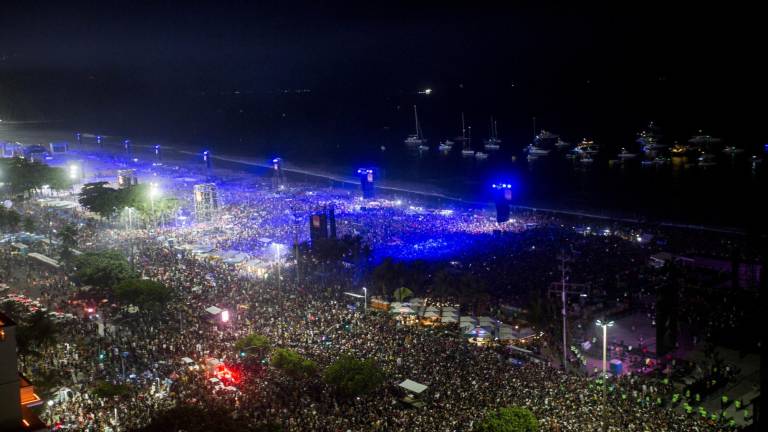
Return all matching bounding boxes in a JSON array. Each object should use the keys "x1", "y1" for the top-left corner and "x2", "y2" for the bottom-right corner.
[{"x1": 0, "y1": 149, "x2": 757, "y2": 431}]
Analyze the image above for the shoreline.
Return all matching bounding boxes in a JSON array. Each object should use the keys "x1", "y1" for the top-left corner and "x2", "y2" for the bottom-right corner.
[
  {"x1": 175, "y1": 150, "x2": 746, "y2": 236},
  {"x1": 1, "y1": 125, "x2": 747, "y2": 235}
]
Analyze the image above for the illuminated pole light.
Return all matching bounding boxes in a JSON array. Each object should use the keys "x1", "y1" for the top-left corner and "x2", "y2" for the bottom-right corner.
[
  {"x1": 596, "y1": 319, "x2": 614, "y2": 432},
  {"x1": 362, "y1": 287, "x2": 367, "y2": 314},
  {"x1": 221, "y1": 309, "x2": 230, "y2": 323}
]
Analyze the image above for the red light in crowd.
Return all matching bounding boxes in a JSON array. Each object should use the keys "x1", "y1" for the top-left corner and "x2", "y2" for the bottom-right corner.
[{"x1": 215, "y1": 364, "x2": 238, "y2": 384}]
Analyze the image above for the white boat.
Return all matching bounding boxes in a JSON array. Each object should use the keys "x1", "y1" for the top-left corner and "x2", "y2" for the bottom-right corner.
[
  {"x1": 722, "y1": 146, "x2": 743, "y2": 155},
  {"x1": 555, "y1": 138, "x2": 571, "y2": 149},
  {"x1": 418, "y1": 144, "x2": 429, "y2": 151},
  {"x1": 453, "y1": 112, "x2": 468, "y2": 143},
  {"x1": 461, "y1": 125, "x2": 475, "y2": 157},
  {"x1": 474, "y1": 151, "x2": 489, "y2": 160},
  {"x1": 576, "y1": 138, "x2": 600, "y2": 155},
  {"x1": 484, "y1": 117, "x2": 501, "y2": 150},
  {"x1": 698, "y1": 153, "x2": 717, "y2": 167},
  {"x1": 537, "y1": 130, "x2": 559, "y2": 140},
  {"x1": 527, "y1": 144, "x2": 551, "y2": 156},
  {"x1": 688, "y1": 132, "x2": 721, "y2": 147},
  {"x1": 637, "y1": 122, "x2": 666, "y2": 152},
  {"x1": 438, "y1": 141, "x2": 453, "y2": 152},
  {"x1": 617, "y1": 148, "x2": 637, "y2": 159},
  {"x1": 404, "y1": 105, "x2": 427, "y2": 145}
]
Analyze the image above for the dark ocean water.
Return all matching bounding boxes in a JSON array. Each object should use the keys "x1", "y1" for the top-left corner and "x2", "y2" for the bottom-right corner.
[{"x1": 3, "y1": 86, "x2": 765, "y2": 229}]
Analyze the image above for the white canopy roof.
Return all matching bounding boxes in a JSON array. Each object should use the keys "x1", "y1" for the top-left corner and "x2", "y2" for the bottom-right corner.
[
  {"x1": 28, "y1": 252, "x2": 60, "y2": 268},
  {"x1": 442, "y1": 306, "x2": 458, "y2": 312},
  {"x1": 425, "y1": 306, "x2": 440, "y2": 312},
  {"x1": 440, "y1": 315, "x2": 458, "y2": 323},
  {"x1": 459, "y1": 316, "x2": 477, "y2": 323},
  {"x1": 205, "y1": 306, "x2": 222, "y2": 315},
  {"x1": 422, "y1": 311, "x2": 440, "y2": 318},
  {"x1": 399, "y1": 379, "x2": 428, "y2": 394}
]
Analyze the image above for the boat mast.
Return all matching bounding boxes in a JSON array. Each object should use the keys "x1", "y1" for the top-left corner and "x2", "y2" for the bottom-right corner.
[
  {"x1": 413, "y1": 105, "x2": 420, "y2": 138},
  {"x1": 467, "y1": 126, "x2": 472, "y2": 150},
  {"x1": 489, "y1": 117, "x2": 494, "y2": 140}
]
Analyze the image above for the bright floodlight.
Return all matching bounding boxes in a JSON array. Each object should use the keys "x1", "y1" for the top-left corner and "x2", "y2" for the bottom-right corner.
[
  {"x1": 221, "y1": 310, "x2": 230, "y2": 323},
  {"x1": 68, "y1": 164, "x2": 79, "y2": 179},
  {"x1": 149, "y1": 182, "x2": 161, "y2": 198},
  {"x1": 596, "y1": 320, "x2": 614, "y2": 327}
]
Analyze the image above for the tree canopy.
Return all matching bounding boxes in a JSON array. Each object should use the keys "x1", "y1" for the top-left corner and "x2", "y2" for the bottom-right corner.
[
  {"x1": 73, "y1": 250, "x2": 136, "y2": 288},
  {"x1": 78, "y1": 181, "x2": 178, "y2": 222},
  {"x1": 0, "y1": 157, "x2": 72, "y2": 196},
  {"x1": 114, "y1": 278, "x2": 172, "y2": 314},
  {"x1": 323, "y1": 355, "x2": 385, "y2": 398},
  {"x1": 235, "y1": 333, "x2": 271, "y2": 356},
  {"x1": 475, "y1": 406, "x2": 539, "y2": 432},
  {"x1": 270, "y1": 348, "x2": 317, "y2": 379}
]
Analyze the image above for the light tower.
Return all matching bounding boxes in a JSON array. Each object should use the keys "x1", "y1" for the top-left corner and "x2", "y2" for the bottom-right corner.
[
  {"x1": 123, "y1": 139, "x2": 132, "y2": 158},
  {"x1": 357, "y1": 168, "x2": 375, "y2": 199},
  {"x1": 96, "y1": 135, "x2": 103, "y2": 148},
  {"x1": 193, "y1": 183, "x2": 219, "y2": 223},
  {"x1": 154, "y1": 145, "x2": 162, "y2": 163},
  {"x1": 272, "y1": 157, "x2": 286, "y2": 190},
  {"x1": 491, "y1": 183, "x2": 514, "y2": 223},
  {"x1": 74, "y1": 132, "x2": 81, "y2": 149}
]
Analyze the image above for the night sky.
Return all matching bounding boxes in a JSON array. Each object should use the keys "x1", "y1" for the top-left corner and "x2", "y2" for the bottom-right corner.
[{"x1": 0, "y1": 2, "x2": 762, "y2": 147}]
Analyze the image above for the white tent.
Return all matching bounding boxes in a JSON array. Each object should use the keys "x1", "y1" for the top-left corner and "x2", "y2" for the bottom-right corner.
[
  {"x1": 409, "y1": 298, "x2": 425, "y2": 307},
  {"x1": 422, "y1": 311, "x2": 440, "y2": 319},
  {"x1": 28, "y1": 252, "x2": 60, "y2": 268},
  {"x1": 192, "y1": 244, "x2": 215, "y2": 254},
  {"x1": 477, "y1": 316, "x2": 497, "y2": 327},
  {"x1": 205, "y1": 306, "x2": 222, "y2": 315},
  {"x1": 459, "y1": 316, "x2": 477, "y2": 324},
  {"x1": 442, "y1": 306, "x2": 458, "y2": 313},
  {"x1": 394, "y1": 306, "x2": 416, "y2": 315},
  {"x1": 425, "y1": 306, "x2": 440, "y2": 313},
  {"x1": 398, "y1": 379, "x2": 428, "y2": 394},
  {"x1": 440, "y1": 315, "x2": 458, "y2": 323},
  {"x1": 464, "y1": 326, "x2": 491, "y2": 338}
]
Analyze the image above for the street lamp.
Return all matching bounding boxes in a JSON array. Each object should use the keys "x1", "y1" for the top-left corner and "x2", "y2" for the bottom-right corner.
[
  {"x1": 362, "y1": 287, "x2": 367, "y2": 314},
  {"x1": 68, "y1": 164, "x2": 79, "y2": 180},
  {"x1": 596, "y1": 319, "x2": 614, "y2": 432},
  {"x1": 149, "y1": 182, "x2": 161, "y2": 227},
  {"x1": 595, "y1": 319, "x2": 614, "y2": 378}
]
